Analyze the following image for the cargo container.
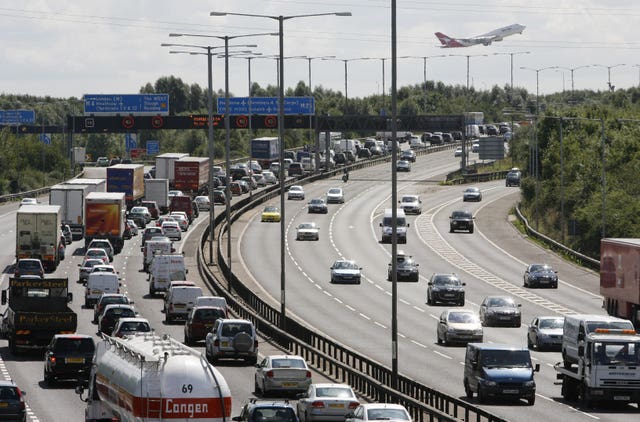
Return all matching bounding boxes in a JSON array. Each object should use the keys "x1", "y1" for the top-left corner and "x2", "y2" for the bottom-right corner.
[
  {"x1": 155, "y1": 152, "x2": 189, "y2": 186},
  {"x1": 106, "y1": 164, "x2": 145, "y2": 206},
  {"x1": 174, "y1": 157, "x2": 210, "y2": 196},
  {"x1": 84, "y1": 192, "x2": 126, "y2": 254},
  {"x1": 144, "y1": 178, "x2": 170, "y2": 213},
  {"x1": 16, "y1": 205, "x2": 62, "y2": 271},
  {"x1": 64, "y1": 177, "x2": 107, "y2": 192},
  {"x1": 81, "y1": 166, "x2": 108, "y2": 179},
  {"x1": 601, "y1": 238, "x2": 640, "y2": 328},
  {"x1": 49, "y1": 184, "x2": 93, "y2": 240}
]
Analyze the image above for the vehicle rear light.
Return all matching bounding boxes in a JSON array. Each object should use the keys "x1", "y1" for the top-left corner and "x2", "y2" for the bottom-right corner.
[
  {"x1": 266, "y1": 370, "x2": 274, "y2": 378},
  {"x1": 348, "y1": 401, "x2": 359, "y2": 409},
  {"x1": 254, "y1": 339, "x2": 259, "y2": 348},
  {"x1": 311, "y1": 401, "x2": 325, "y2": 408},
  {"x1": 305, "y1": 371, "x2": 312, "y2": 378},
  {"x1": 213, "y1": 339, "x2": 220, "y2": 347},
  {"x1": 49, "y1": 356, "x2": 57, "y2": 364}
]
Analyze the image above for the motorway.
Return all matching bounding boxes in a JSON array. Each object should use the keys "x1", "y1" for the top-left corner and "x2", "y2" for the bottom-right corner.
[
  {"x1": 0, "y1": 195, "x2": 300, "y2": 421},
  {"x1": 236, "y1": 147, "x2": 639, "y2": 422}
]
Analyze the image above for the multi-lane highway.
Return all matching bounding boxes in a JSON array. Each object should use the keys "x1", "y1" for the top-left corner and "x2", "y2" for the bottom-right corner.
[{"x1": 236, "y1": 148, "x2": 637, "y2": 422}]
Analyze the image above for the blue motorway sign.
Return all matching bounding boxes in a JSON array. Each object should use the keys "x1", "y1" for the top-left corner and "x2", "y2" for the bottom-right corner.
[
  {"x1": 146, "y1": 140, "x2": 160, "y2": 156},
  {"x1": 38, "y1": 133, "x2": 51, "y2": 145},
  {"x1": 0, "y1": 109, "x2": 36, "y2": 124},
  {"x1": 125, "y1": 133, "x2": 137, "y2": 152},
  {"x1": 217, "y1": 97, "x2": 314, "y2": 115},
  {"x1": 84, "y1": 94, "x2": 170, "y2": 116}
]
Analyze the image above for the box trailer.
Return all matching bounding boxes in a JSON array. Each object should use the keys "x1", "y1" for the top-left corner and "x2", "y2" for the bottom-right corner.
[
  {"x1": 601, "y1": 238, "x2": 640, "y2": 328},
  {"x1": 174, "y1": 157, "x2": 209, "y2": 196},
  {"x1": 16, "y1": 205, "x2": 62, "y2": 271},
  {"x1": 144, "y1": 178, "x2": 170, "y2": 213},
  {"x1": 155, "y1": 153, "x2": 189, "y2": 186},
  {"x1": 49, "y1": 184, "x2": 92, "y2": 240},
  {"x1": 84, "y1": 192, "x2": 126, "y2": 254},
  {"x1": 106, "y1": 164, "x2": 145, "y2": 206}
]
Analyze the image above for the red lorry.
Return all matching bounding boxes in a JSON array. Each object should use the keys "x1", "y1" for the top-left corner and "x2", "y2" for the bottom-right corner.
[
  {"x1": 169, "y1": 195, "x2": 195, "y2": 224},
  {"x1": 173, "y1": 157, "x2": 209, "y2": 196},
  {"x1": 600, "y1": 238, "x2": 640, "y2": 329}
]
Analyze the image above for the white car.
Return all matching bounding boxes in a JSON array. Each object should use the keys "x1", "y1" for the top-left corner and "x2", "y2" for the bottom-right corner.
[
  {"x1": 204, "y1": 318, "x2": 258, "y2": 365},
  {"x1": 111, "y1": 317, "x2": 152, "y2": 338},
  {"x1": 454, "y1": 146, "x2": 463, "y2": 157},
  {"x1": 261, "y1": 170, "x2": 277, "y2": 184},
  {"x1": 194, "y1": 196, "x2": 211, "y2": 211},
  {"x1": 129, "y1": 206, "x2": 152, "y2": 224},
  {"x1": 252, "y1": 173, "x2": 267, "y2": 187},
  {"x1": 296, "y1": 222, "x2": 320, "y2": 241},
  {"x1": 326, "y1": 187, "x2": 344, "y2": 204},
  {"x1": 288, "y1": 185, "x2": 305, "y2": 200},
  {"x1": 161, "y1": 221, "x2": 182, "y2": 240},
  {"x1": 168, "y1": 190, "x2": 184, "y2": 198},
  {"x1": 330, "y1": 259, "x2": 361, "y2": 284},
  {"x1": 20, "y1": 198, "x2": 38, "y2": 206},
  {"x1": 254, "y1": 354, "x2": 312, "y2": 395},
  {"x1": 399, "y1": 194, "x2": 422, "y2": 215},
  {"x1": 346, "y1": 403, "x2": 411, "y2": 422},
  {"x1": 84, "y1": 248, "x2": 110, "y2": 265},
  {"x1": 437, "y1": 309, "x2": 484, "y2": 346},
  {"x1": 297, "y1": 383, "x2": 359, "y2": 422},
  {"x1": 169, "y1": 212, "x2": 189, "y2": 231},
  {"x1": 396, "y1": 160, "x2": 411, "y2": 172}
]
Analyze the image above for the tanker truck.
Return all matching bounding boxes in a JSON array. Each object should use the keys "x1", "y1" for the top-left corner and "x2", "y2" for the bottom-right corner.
[{"x1": 76, "y1": 332, "x2": 232, "y2": 422}]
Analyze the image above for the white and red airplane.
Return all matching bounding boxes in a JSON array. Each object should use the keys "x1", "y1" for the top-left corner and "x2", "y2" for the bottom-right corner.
[{"x1": 435, "y1": 24, "x2": 525, "y2": 48}]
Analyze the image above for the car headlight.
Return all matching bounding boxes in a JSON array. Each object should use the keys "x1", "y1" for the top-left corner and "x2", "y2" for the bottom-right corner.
[
  {"x1": 480, "y1": 378, "x2": 497, "y2": 387},
  {"x1": 474, "y1": 329, "x2": 483, "y2": 335},
  {"x1": 384, "y1": 228, "x2": 393, "y2": 234},
  {"x1": 523, "y1": 380, "x2": 535, "y2": 387}
]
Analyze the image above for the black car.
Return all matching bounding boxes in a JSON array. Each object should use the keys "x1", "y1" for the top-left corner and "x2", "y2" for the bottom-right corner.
[
  {"x1": 427, "y1": 273, "x2": 466, "y2": 305},
  {"x1": 44, "y1": 334, "x2": 95, "y2": 384},
  {"x1": 449, "y1": 210, "x2": 474, "y2": 233},
  {"x1": 333, "y1": 152, "x2": 346, "y2": 165},
  {"x1": 99, "y1": 305, "x2": 137, "y2": 334},
  {"x1": 357, "y1": 148, "x2": 372, "y2": 159},
  {"x1": 523, "y1": 264, "x2": 558, "y2": 288},
  {"x1": 387, "y1": 252, "x2": 419, "y2": 282},
  {"x1": 307, "y1": 198, "x2": 328, "y2": 214},
  {"x1": 506, "y1": 169, "x2": 521, "y2": 187},
  {"x1": 400, "y1": 149, "x2": 416, "y2": 162},
  {"x1": 233, "y1": 399, "x2": 299, "y2": 422},
  {"x1": 0, "y1": 380, "x2": 26, "y2": 422}
]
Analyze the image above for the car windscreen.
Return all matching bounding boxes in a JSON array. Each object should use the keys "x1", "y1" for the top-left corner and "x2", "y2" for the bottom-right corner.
[{"x1": 481, "y1": 350, "x2": 531, "y2": 368}]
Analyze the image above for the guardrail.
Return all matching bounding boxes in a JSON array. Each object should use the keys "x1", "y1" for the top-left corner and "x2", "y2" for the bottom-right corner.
[
  {"x1": 196, "y1": 144, "x2": 506, "y2": 422},
  {"x1": 514, "y1": 204, "x2": 600, "y2": 270}
]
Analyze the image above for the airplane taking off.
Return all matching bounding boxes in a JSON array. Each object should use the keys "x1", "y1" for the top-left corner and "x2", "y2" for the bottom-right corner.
[{"x1": 435, "y1": 24, "x2": 525, "y2": 48}]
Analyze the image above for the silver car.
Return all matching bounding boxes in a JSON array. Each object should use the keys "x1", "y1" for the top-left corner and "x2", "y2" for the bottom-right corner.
[
  {"x1": 330, "y1": 260, "x2": 361, "y2": 284},
  {"x1": 326, "y1": 188, "x2": 344, "y2": 204},
  {"x1": 479, "y1": 295, "x2": 522, "y2": 327},
  {"x1": 296, "y1": 222, "x2": 320, "y2": 241},
  {"x1": 297, "y1": 383, "x2": 359, "y2": 422},
  {"x1": 527, "y1": 316, "x2": 564, "y2": 350},
  {"x1": 254, "y1": 354, "x2": 312, "y2": 395},
  {"x1": 437, "y1": 309, "x2": 483, "y2": 346},
  {"x1": 462, "y1": 187, "x2": 482, "y2": 202},
  {"x1": 398, "y1": 194, "x2": 422, "y2": 215}
]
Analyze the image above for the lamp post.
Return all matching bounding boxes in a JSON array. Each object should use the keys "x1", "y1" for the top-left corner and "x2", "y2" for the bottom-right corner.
[
  {"x1": 448, "y1": 54, "x2": 488, "y2": 91},
  {"x1": 163, "y1": 40, "x2": 259, "y2": 266},
  {"x1": 593, "y1": 63, "x2": 626, "y2": 91},
  {"x1": 322, "y1": 57, "x2": 373, "y2": 113},
  {"x1": 398, "y1": 55, "x2": 446, "y2": 111},
  {"x1": 211, "y1": 10, "x2": 351, "y2": 330},
  {"x1": 554, "y1": 65, "x2": 593, "y2": 94},
  {"x1": 492, "y1": 51, "x2": 530, "y2": 102},
  {"x1": 520, "y1": 66, "x2": 557, "y2": 115}
]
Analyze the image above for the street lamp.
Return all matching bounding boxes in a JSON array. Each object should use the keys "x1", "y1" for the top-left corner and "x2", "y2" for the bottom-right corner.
[
  {"x1": 163, "y1": 40, "x2": 259, "y2": 266},
  {"x1": 322, "y1": 57, "x2": 374, "y2": 112},
  {"x1": 554, "y1": 65, "x2": 593, "y2": 94},
  {"x1": 592, "y1": 63, "x2": 626, "y2": 91},
  {"x1": 492, "y1": 51, "x2": 530, "y2": 102},
  {"x1": 519, "y1": 66, "x2": 558, "y2": 114},
  {"x1": 448, "y1": 54, "x2": 488, "y2": 91},
  {"x1": 211, "y1": 10, "x2": 351, "y2": 329},
  {"x1": 398, "y1": 55, "x2": 446, "y2": 110}
]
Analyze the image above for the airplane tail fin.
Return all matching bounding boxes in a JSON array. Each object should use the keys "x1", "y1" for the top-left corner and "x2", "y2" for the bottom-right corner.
[
  {"x1": 434, "y1": 32, "x2": 462, "y2": 48},
  {"x1": 435, "y1": 32, "x2": 450, "y2": 46}
]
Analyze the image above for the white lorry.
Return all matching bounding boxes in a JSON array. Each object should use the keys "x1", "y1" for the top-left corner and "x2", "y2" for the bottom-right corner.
[
  {"x1": 155, "y1": 153, "x2": 189, "y2": 187},
  {"x1": 49, "y1": 184, "x2": 91, "y2": 240},
  {"x1": 148, "y1": 253, "x2": 188, "y2": 296},
  {"x1": 555, "y1": 328, "x2": 640, "y2": 407},
  {"x1": 145, "y1": 178, "x2": 170, "y2": 214},
  {"x1": 76, "y1": 333, "x2": 232, "y2": 421},
  {"x1": 16, "y1": 205, "x2": 62, "y2": 271}
]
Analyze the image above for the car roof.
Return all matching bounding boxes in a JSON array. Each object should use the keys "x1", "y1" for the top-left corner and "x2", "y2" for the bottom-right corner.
[
  {"x1": 103, "y1": 304, "x2": 134, "y2": 310},
  {"x1": 467, "y1": 343, "x2": 528, "y2": 351},
  {"x1": 86, "y1": 248, "x2": 107, "y2": 254},
  {"x1": 116, "y1": 317, "x2": 149, "y2": 324}
]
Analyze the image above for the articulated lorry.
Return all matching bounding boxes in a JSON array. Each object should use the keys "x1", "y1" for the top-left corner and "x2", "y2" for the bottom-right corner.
[
  {"x1": 0, "y1": 277, "x2": 77, "y2": 354},
  {"x1": 76, "y1": 333, "x2": 232, "y2": 422},
  {"x1": 600, "y1": 238, "x2": 640, "y2": 328},
  {"x1": 84, "y1": 192, "x2": 126, "y2": 254},
  {"x1": 156, "y1": 152, "x2": 189, "y2": 187},
  {"x1": 145, "y1": 178, "x2": 170, "y2": 214},
  {"x1": 555, "y1": 327, "x2": 640, "y2": 407},
  {"x1": 174, "y1": 157, "x2": 210, "y2": 196},
  {"x1": 107, "y1": 164, "x2": 145, "y2": 208},
  {"x1": 16, "y1": 205, "x2": 62, "y2": 271}
]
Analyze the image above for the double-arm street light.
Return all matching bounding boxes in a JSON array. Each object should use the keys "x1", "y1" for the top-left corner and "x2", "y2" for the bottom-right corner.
[
  {"x1": 211, "y1": 10, "x2": 351, "y2": 329},
  {"x1": 554, "y1": 65, "x2": 593, "y2": 94},
  {"x1": 163, "y1": 40, "x2": 257, "y2": 264},
  {"x1": 448, "y1": 53, "x2": 488, "y2": 91},
  {"x1": 593, "y1": 63, "x2": 626, "y2": 91},
  {"x1": 167, "y1": 32, "x2": 276, "y2": 274},
  {"x1": 322, "y1": 57, "x2": 374, "y2": 112},
  {"x1": 398, "y1": 55, "x2": 446, "y2": 112},
  {"x1": 520, "y1": 66, "x2": 558, "y2": 114},
  {"x1": 493, "y1": 51, "x2": 530, "y2": 103}
]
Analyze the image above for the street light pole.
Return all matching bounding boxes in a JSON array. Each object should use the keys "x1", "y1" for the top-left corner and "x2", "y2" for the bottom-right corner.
[
  {"x1": 493, "y1": 52, "x2": 530, "y2": 102},
  {"x1": 555, "y1": 65, "x2": 594, "y2": 95},
  {"x1": 449, "y1": 54, "x2": 488, "y2": 91},
  {"x1": 212, "y1": 10, "x2": 351, "y2": 330},
  {"x1": 390, "y1": 0, "x2": 399, "y2": 390},
  {"x1": 593, "y1": 63, "x2": 626, "y2": 91},
  {"x1": 323, "y1": 57, "x2": 373, "y2": 113},
  {"x1": 398, "y1": 55, "x2": 446, "y2": 112}
]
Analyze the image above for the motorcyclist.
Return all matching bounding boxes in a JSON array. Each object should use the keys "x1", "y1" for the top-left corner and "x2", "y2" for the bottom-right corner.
[{"x1": 342, "y1": 168, "x2": 349, "y2": 182}]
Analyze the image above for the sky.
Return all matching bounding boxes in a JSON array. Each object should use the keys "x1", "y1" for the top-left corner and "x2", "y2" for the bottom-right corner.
[{"x1": 2, "y1": 0, "x2": 640, "y2": 105}]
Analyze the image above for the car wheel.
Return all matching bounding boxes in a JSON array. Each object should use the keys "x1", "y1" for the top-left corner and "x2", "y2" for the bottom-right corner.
[
  {"x1": 426, "y1": 294, "x2": 433, "y2": 305},
  {"x1": 527, "y1": 395, "x2": 536, "y2": 406},
  {"x1": 437, "y1": 332, "x2": 442, "y2": 344},
  {"x1": 165, "y1": 313, "x2": 171, "y2": 324},
  {"x1": 469, "y1": 227, "x2": 474, "y2": 233},
  {"x1": 44, "y1": 369, "x2": 53, "y2": 385},
  {"x1": 478, "y1": 386, "x2": 488, "y2": 404},
  {"x1": 553, "y1": 283, "x2": 558, "y2": 289},
  {"x1": 464, "y1": 379, "x2": 473, "y2": 399},
  {"x1": 246, "y1": 356, "x2": 258, "y2": 366},
  {"x1": 449, "y1": 227, "x2": 454, "y2": 233},
  {"x1": 443, "y1": 333, "x2": 449, "y2": 346},
  {"x1": 254, "y1": 378, "x2": 262, "y2": 395},
  {"x1": 458, "y1": 299, "x2": 465, "y2": 306},
  {"x1": 527, "y1": 335, "x2": 533, "y2": 349}
]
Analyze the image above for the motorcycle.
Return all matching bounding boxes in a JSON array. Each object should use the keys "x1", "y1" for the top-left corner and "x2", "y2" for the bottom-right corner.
[{"x1": 342, "y1": 172, "x2": 349, "y2": 183}]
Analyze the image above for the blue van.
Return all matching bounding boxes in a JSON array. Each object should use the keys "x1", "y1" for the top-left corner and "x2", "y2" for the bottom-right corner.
[{"x1": 463, "y1": 343, "x2": 539, "y2": 405}]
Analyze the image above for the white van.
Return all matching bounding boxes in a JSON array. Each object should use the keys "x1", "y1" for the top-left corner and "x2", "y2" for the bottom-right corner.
[
  {"x1": 164, "y1": 286, "x2": 203, "y2": 323},
  {"x1": 562, "y1": 314, "x2": 635, "y2": 368},
  {"x1": 408, "y1": 136, "x2": 425, "y2": 149},
  {"x1": 379, "y1": 208, "x2": 409, "y2": 244},
  {"x1": 195, "y1": 296, "x2": 228, "y2": 314},
  {"x1": 148, "y1": 254, "x2": 188, "y2": 295},
  {"x1": 85, "y1": 272, "x2": 120, "y2": 307},
  {"x1": 142, "y1": 237, "x2": 174, "y2": 272}
]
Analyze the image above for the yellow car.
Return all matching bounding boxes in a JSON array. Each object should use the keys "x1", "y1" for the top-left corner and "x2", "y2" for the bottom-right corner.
[{"x1": 261, "y1": 206, "x2": 281, "y2": 222}]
